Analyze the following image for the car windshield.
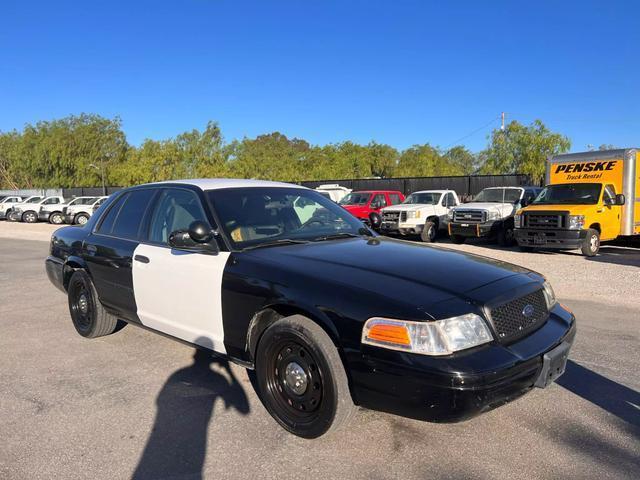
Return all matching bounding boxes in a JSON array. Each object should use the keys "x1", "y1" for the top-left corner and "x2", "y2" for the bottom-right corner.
[
  {"x1": 473, "y1": 188, "x2": 522, "y2": 203},
  {"x1": 533, "y1": 183, "x2": 602, "y2": 205},
  {"x1": 207, "y1": 187, "x2": 367, "y2": 249},
  {"x1": 339, "y1": 192, "x2": 371, "y2": 206},
  {"x1": 70, "y1": 197, "x2": 96, "y2": 205},
  {"x1": 403, "y1": 193, "x2": 441, "y2": 205}
]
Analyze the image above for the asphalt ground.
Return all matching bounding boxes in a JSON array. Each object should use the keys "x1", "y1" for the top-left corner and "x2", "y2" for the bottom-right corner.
[{"x1": 0, "y1": 224, "x2": 638, "y2": 479}]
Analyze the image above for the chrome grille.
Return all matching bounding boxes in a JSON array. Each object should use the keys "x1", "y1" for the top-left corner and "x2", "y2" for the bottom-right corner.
[
  {"x1": 400, "y1": 211, "x2": 407, "y2": 222},
  {"x1": 453, "y1": 210, "x2": 485, "y2": 223},
  {"x1": 489, "y1": 289, "x2": 549, "y2": 343},
  {"x1": 382, "y1": 211, "x2": 400, "y2": 224}
]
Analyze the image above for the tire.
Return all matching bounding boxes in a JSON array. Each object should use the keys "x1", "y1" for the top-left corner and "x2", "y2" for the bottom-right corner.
[
  {"x1": 581, "y1": 229, "x2": 600, "y2": 257},
  {"x1": 450, "y1": 234, "x2": 466, "y2": 244},
  {"x1": 368, "y1": 212, "x2": 382, "y2": 231},
  {"x1": 75, "y1": 213, "x2": 90, "y2": 225},
  {"x1": 49, "y1": 212, "x2": 64, "y2": 224},
  {"x1": 67, "y1": 270, "x2": 119, "y2": 338},
  {"x1": 420, "y1": 221, "x2": 437, "y2": 243},
  {"x1": 6, "y1": 210, "x2": 17, "y2": 222},
  {"x1": 22, "y1": 211, "x2": 38, "y2": 223},
  {"x1": 255, "y1": 314, "x2": 356, "y2": 438},
  {"x1": 497, "y1": 224, "x2": 515, "y2": 247}
]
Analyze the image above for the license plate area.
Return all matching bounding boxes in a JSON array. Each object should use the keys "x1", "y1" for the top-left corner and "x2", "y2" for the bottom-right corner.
[{"x1": 534, "y1": 341, "x2": 571, "y2": 388}]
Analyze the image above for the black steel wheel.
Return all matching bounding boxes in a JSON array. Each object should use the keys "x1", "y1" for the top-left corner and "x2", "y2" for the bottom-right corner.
[
  {"x1": 67, "y1": 270, "x2": 119, "y2": 338},
  {"x1": 255, "y1": 315, "x2": 356, "y2": 438}
]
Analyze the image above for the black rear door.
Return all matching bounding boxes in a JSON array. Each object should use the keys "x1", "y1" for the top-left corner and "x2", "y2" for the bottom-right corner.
[{"x1": 84, "y1": 188, "x2": 157, "y2": 322}]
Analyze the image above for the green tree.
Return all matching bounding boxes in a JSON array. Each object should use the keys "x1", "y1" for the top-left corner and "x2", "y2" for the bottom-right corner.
[
  {"x1": 395, "y1": 144, "x2": 460, "y2": 177},
  {"x1": 443, "y1": 146, "x2": 477, "y2": 175},
  {"x1": 480, "y1": 120, "x2": 570, "y2": 179}
]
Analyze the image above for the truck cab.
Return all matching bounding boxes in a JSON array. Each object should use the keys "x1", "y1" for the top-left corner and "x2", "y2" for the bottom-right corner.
[
  {"x1": 0, "y1": 195, "x2": 23, "y2": 220},
  {"x1": 380, "y1": 190, "x2": 459, "y2": 242},
  {"x1": 448, "y1": 187, "x2": 541, "y2": 246},
  {"x1": 515, "y1": 148, "x2": 639, "y2": 256},
  {"x1": 339, "y1": 190, "x2": 405, "y2": 226}
]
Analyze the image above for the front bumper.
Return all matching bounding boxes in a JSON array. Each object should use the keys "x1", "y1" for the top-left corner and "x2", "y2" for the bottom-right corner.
[
  {"x1": 348, "y1": 305, "x2": 576, "y2": 422},
  {"x1": 0, "y1": 210, "x2": 7, "y2": 220},
  {"x1": 380, "y1": 222, "x2": 424, "y2": 235},
  {"x1": 515, "y1": 229, "x2": 587, "y2": 249},
  {"x1": 449, "y1": 220, "x2": 503, "y2": 238}
]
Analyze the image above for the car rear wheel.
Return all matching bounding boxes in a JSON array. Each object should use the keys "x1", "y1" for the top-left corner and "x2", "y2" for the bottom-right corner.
[
  {"x1": 68, "y1": 270, "x2": 120, "y2": 338},
  {"x1": 49, "y1": 212, "x2": 64, "y2": 224},
  {"x1": 581, "y1": 229, "x2": 600, "y2": 257},
  {"x1": 22, "y1": 211, "x2": 38, "y2": 223},
  {"x1": 420, "y1": 221, "x2": 437, "y2": 242},
  {"x1": 450, "y1": 234, "x2": 466, "y2": 244},
  {"x1": 255, "y1": 314, "x2": 356, "y2": 438},
  {"x1": 75, "y1": 213, "x2": 89, "y2": 225}
]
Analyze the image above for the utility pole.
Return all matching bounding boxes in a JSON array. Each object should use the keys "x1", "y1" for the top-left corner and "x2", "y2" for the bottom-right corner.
[{"x1": 501, "y1": 112, "x2": 505, "y2": 131}]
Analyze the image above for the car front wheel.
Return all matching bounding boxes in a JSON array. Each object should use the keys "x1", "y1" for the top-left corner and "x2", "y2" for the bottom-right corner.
[
  {"x1": 255, "y1": 315, "x2": 356, "y2": 438},
  {"x1": 420, "y1": 221, "x2": 437, "y2": 242},
  {"x1": 581, "y1": 229, "x2": 600, "y2": 257},
  {"x1": 49, "y1": 212, "x2": 64, "y2": 224},
  {"x1": 22, "y1": 211, "x2": 38, "y2": 223},
  {"x1": 75, "y1": 213, "x2": 90, "y2": 225}
]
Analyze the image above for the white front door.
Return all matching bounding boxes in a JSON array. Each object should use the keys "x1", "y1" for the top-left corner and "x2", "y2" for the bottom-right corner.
[
  {"x1": 131, "y1": 187, "x2": 230, "y2": 354},
  {"x1": 132, "y1": 244, "x2": 230, "y2": 353}
]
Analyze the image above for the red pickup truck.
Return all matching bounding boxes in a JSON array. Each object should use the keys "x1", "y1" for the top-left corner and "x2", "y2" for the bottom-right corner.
[{"x1": 339, "y1": 190, "x2": 405, "y2": 226}]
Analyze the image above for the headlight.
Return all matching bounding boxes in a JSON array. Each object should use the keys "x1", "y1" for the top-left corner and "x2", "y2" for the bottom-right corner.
[
  {"x1": 407, "y1": 210, "x2": 421, "y2": 219},
  {"x1": 568, "y1": 215, "x2": 585, "y2": 230},
  {"x1": 542, "y1": 281, "x2": 557, "y2": 309},
  {"x1": 362, "y1": 314, "x2": 493, "y2": 356},
  {"x1": 447, "y1": 210, "x2": 454, "y2": 219},
  {"x1": 486, "y1": 210, "x2": 500, "y2": 221},
  {"x1": 514, "y1": 214, "x2": 522, "y2": 228}
]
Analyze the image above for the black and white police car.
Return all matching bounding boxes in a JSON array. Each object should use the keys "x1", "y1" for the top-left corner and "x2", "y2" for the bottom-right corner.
[{"x1": 45, "y1": 179, "x2": 576, "y2": 438}]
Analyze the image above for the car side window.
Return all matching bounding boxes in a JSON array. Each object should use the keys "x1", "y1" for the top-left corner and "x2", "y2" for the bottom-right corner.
[
  {"x1": 43, "y1": 198, "x2": 60, "y2": 205},
  {"x1": 389, "y1": 194, "x2": 401, "y2": 205},
  {"x1": 603, "y1": 184, "x2": 616, "y2": 204},
  {"x1": 148, "y1": 189, "x2": 208, "y2": 244},
  {"x1": 371, "y1": 194, "x2": 387, "y2": 208},
  {"x1": 97, "y1": 194, "x2": 128, "y2": 234}
]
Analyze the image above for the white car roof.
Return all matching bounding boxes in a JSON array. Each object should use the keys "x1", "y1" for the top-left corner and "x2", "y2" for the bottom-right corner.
[{"x1": 150, "y1": 178, "x2": 307, "y2": 191}]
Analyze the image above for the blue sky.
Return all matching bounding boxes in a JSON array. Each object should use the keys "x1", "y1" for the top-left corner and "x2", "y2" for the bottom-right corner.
[{"x1": 1, "y1": 0, "x2": 638, "y2": 152}]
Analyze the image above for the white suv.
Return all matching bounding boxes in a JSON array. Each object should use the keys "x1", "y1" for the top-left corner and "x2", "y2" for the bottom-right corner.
[
  {"x1": 62, "y1": 196, "x2": 107, "y2": 225},
  {"x1": 0, "y1": 195, "x2": 24, "y2": 220},
  {"x1": 380, "y1": 190, "x2": 459, "y2": 242}
]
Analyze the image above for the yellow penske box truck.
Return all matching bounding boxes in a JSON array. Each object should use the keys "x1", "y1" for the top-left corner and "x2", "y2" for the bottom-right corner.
[{"x1": 515, "y1": 148, "x2": 639, "y2": 256}]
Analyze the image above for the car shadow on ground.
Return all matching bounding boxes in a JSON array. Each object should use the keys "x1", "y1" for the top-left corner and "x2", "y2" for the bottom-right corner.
[
  {"x1": 557, "y1": 360, "x2": 640, "y2": 430},
  {"x1": 132, "y1": 342, "x2": 250, "y2": 480}
]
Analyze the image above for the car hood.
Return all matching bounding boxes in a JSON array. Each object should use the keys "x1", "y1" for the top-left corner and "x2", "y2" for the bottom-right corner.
[
  {"x1": 245, "y1": 237, "x2": 532, "y2": 307},
  {"x1": 381, "y1": 204, "x2": 436, "y2": 212}
]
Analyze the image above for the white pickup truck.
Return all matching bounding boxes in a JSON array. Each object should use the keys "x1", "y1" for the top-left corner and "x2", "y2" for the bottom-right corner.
[
  {"x1": 61, "y1": 196, "x2": 108, "y2": 225},
  {"x1": 447, "y1": 186, "x2": 541, "y2": 246},
  {"x1": 380, "y1": 190, "x2": 459, "y2": 242},
  {"x1": 8, "y1": 195, "x2": 65, "y2": 223},
  {"x1": 0, "y1": 195, "x2": 24, "y2": 220}
]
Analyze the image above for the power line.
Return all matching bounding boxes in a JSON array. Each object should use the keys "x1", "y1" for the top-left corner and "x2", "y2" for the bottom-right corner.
[{"x1": 443, "y1": 115, "x2": 501, "y2": 150}]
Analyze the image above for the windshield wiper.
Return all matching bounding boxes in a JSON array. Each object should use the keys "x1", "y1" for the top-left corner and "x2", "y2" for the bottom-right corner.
[
  {"x1": 311, "y1": 232, "x2": 363, "y2": 242},
  {"x1": 242, "y1": 239, "x2": 310, "y2": 251}
]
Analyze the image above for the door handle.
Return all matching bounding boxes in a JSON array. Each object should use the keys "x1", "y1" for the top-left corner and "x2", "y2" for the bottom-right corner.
[{"x1": 134, "y1": 255, "x2": 150, "y2": 264}]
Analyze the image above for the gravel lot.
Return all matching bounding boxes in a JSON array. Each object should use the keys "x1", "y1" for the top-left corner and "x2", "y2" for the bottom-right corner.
[{"x1": 1, "y1": 222, "x2": 638, "y2": 480}]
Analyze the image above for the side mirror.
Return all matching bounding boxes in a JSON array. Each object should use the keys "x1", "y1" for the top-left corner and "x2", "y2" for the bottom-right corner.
[
  {"x1": 615, "y1": 193, "x2": 625, "y2": 206},
  {"x1": 168, "y1": 220, "x2": 219, "y2": 255}
]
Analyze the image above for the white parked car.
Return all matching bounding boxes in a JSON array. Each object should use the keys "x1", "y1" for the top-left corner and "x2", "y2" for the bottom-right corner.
[
  {"x1": 0, "y1": 195, "x2": 24, "y2": 220},
  {"x1": 9, "y1": 195, "x2": 65, "y2": 223},
  {"x1": 314, "y1": 184, "x2": 351, "y2": 203},
  {"x1": 62, "y1": 196, "x2": 108, "y2": 225},
  {"x1": 380, "y1": 190, "x2": 459, "y2": 242}
]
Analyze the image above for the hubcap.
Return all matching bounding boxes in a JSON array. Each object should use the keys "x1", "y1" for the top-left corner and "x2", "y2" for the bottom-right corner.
[
  {"x1": 78, "y1": 293, "x2": 89, "y2": 314},
  {"x1": 78, "y1": 216, "x2": 87, "y2": 224},
  {"x1": 590, "y1": 235, "x2": 598, "y2": 250},
  {"x1": 284, "y1": 361, "x2": 308, "y2": 395}
]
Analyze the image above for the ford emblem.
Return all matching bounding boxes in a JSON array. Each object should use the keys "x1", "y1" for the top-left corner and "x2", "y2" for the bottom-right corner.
[{"x1": 522, "y1": 304, "x2": 535, "y2": 317}]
